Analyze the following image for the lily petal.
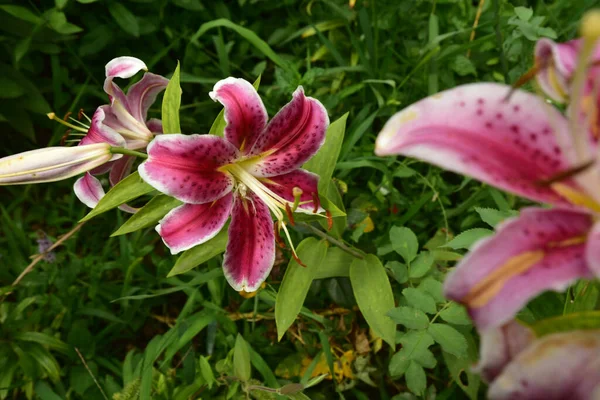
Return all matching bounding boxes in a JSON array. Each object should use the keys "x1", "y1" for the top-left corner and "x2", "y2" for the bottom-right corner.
[
  {"x1": 103, "y1": 56, "x2": 147, "y2": 104},
  {"x1": 248, "y1": 87, "x2": 329, "y2": 177},
  {"x1": 126, "y1": 72, "x2": 169, "y2": 123},
  {"x1": 146, "y1": 118, "x2": 163, "y2": 134},
  {"x1": 73, "y1": 172, "x2": 106, "y2": 209},
  {"x1": 79, "y1": 107, "x2": 126, "y2": 148},
  {"x1": 138, "y1": 134, "x2": 238, "y2": 204},
  {"x1": 375, "y1": 83, "x2": 578, "y2": 206},
  {"x1": 586, "y1": 221, "x2": 600, "y2": 276},
  {"x1": 209, "y1": 77, "x2": 268, "y2": 153},
  {"x1": 261, "y1": 169, "x2": 323, "y2": 212},
  {"x1": 473, "y1": 320, "x2": 534, "y2": 383},
  {"x1": 535, "y1": 38, "x2": 600, "y2": 102},
  {"x1": 445, "y1": 207, "x2": 594, "y2": 331},
  {"x1": 157, "y1": 192, "x2": 233, "y2": 254},
  {"x1": 0, "y1": 143, "x2": 117, "y2": 185},
  {"x1": 223, "y1": 193, "x2": 275, "y2": 291},
  {"x1": 488, "y1": 330, "x2": 600, "y2": 400},
  {"x1": 109, "y1": 155, "x2": 135, "y2": 187}
]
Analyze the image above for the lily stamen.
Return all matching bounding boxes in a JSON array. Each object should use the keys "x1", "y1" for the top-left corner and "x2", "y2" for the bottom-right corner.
[{"x1": 47, "y1": 112, "x2": 88, "y2": 133}]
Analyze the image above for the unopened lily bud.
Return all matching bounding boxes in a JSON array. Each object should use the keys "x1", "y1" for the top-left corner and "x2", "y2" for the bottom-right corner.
[{"x1": 0, "y1": 143, "x2": 118, "y2": 185}]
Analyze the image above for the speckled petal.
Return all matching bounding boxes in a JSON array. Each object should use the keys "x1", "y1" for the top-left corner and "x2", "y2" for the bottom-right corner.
[
  {"x1": 109, "y1": 155, "x2": 135, "y2": 187},
  {"x1": 586, "y1": 221, "x2": 600, "y2": 276},
  {"x1": 473, "y1": 320, "x2": 535, "y2": 383},
  {"x1": 375, "y1": 83, "x2": 578, "y2": 206},
  {"x1": 138, "y1": 134, "x2": 238, "y2": 204},
  {"x1": 488, "y1": 330, "x2": 600, "y2": 400},
  {"x1": 223, "y1": 192, "x2": 275, "y2": 291},
  {"x1": 73, "y1": 172, "x2": 106, "y2": 209},
  {"x1": 126, "y1": 72, "x2": 169, "y2": 123},
  {"x1": 209, "y1": 77, "x2": 267, "y2": 153},
  {"x1": 79, "y1": 107, "x2": 126, "y2": 148},
  {"x1": 445, "y1": 207, "x2": 594, "y2": 331},
  {"x1": 247, "y1": 87, "x2": 329, "y2": 177},
  {"x1": 157, "y1": 192, "x2": 233, "y2": 254},
  {"x1": 261, "y1": 169, "x2": 323, "y2": 212}
]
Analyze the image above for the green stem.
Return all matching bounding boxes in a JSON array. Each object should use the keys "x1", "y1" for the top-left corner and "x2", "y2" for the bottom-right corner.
[
  {"x1": 109, "y1": 147, "x2": 148, "y2": 159},
  {"x1": 300, "y1": 222, "x2": 364, "y2": 259}
]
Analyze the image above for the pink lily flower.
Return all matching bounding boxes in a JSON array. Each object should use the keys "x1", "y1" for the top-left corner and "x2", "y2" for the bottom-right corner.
[
  {"x1": 475, "y1": 321, "x2": 600, "y2": 400},
  {"x1": 138, "y1": 77, "x2": 329, "y2": 291},
  {"x1": 67, "y1": 56, "x2": 168, "y2": 209},
  {"x1": 374, "y1": 36, "x2": 600, "y2": 330},
  {"x1": 535, "y1": 37, "x2": 600, "y2": 102}
]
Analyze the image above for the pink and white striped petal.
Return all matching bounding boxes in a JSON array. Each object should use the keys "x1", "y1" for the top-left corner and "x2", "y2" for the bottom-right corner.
[
  {"x1": 126, "y1": 72, "x2": 169, "y2": 123},
  {"x1": 209, "y1": 77, "x2": 267, "y2": 153},
  {"x1": 74, "y1": 173, "x2": 105, "y2": 209},
  {"x1": 247, "y1": 87, "x2": 329, "y2": 177},
  {"x1": 138, "y1": 134, "x2": 238, "y2": 204},
  {"x1": 444, "y1": 207, "x2": 595, "y2": 331},
  {"x1": 157, "y1": 192, "x2": 233, "y2": 254},
  {"x1": 223, "y1": 193, "x2": 275, "y2": 292},
  {"x1": 109, "y1": 155, "x2": 135, "y2": 187},
  {"x1": 488, "y1": 330, "x2": 600, "y2": 400},
  {"x1": 103, "y1": 57, "x2": 147, "y2": 104},
  {"x1": 375, "y1": 83, "x2": 578, "y2": 206},
  {"x1": 79, "y1": 107, "x2": 126, "y2": 148},
  {"x1": 261, "y1": 169, "x2": 322, "y2": 212},
  {"x1": 146, "y1": 118, "x2": 163, "y2": 134},
  {"x1": 473, "y1": 320, "x2": 534, "y2": 383},
  {"x1": 586, "y1": 221, "x2": 600, "y2": 276}
]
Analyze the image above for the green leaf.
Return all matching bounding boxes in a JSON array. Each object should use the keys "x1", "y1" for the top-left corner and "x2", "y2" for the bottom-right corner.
[
  {"x1": 474, "y1": 207, "x2": 518, "y2": 228},
  {"x1": 565, "y1": 280, "x2": 599, "y2": 314},
  {"x1": 397, "y1": 330, "x2": 436, "y2": 368},
  {"x1": 173, "y1": 0, "x2": 205, "y2": 11},
  {"x1": 350, "y1": 254, "x2": 395, "y2": 348},
  {"x1": 0, "y1": 5, "x2": 42, "y2": 24},
  {"x1": 443, "y1": 331, "x2": 481, "y2": 400},
  {"x1": 0, "y1": 78, "x2": 24, "y2": 98},
  {"x1": 167, "y1": 229, "x2": 228, "y2": 277},
  {"x1": 514, "y1": 6, "x2": 533, "y2": 21},
  {"x1": 388, "y1": 350, "x2": 409, "y2": 377},
  {"x1": 33, "y1": 381, "x2": 63, "y2": 400},
  {"x1": 387, "y1": 261, "x2": 408, "y2": 284},
  {"x1": 443, "y1": 228, "x2": 493, "y2": 250},
  {"x1": 439, "y1": 303, "x2": 472, "y2": 325},
  {"x1": 162, "y1": 61, "x2": 182, "y2": 134},
  {"x1": 405, "y1": 361, "x2": 426, "y2": 396},
  {"x1": 14, "y1": 332, "x2": 70, "y2": 355},
  {"x1": 233, "y1": 334, "x2": 251, "y2": 381},
  {"x1": 112, "y1": 195, "x2": 182, "y2": 236},
  {"x1": 389, "y1": 226, "x2": 418, "y2": 263},
  {"x1": 199, "y1": 356, "x2": 215, "y2": 389},
  {"x1": 81, "y1": 172, "x2": 154, "y2": 222},
  {"x1": 387, "y1": 306, "x2": 429, "y2": 330},
  {"x1": 190, "y1": 19, "x2": 295, "y2": 74},
  {"x1": 409, "y1": 251, "x2": 434, "y2": 278},
  {"x1": 108, "y1": 2, "x2": 139, "y2": 37},
  {"x1": 428, "y1": 323, "x2": 468, "y2": 358},
  {"x1": 531, "y1": 311, "x2": 600, "y2": 336},
  {"x1": 314, "y1": 246, "x2": 352, "y2": 279},
  {"x1": 47, "y1": 10, "x2": 83, "y2": 34},
  {"x1": 304, "y1": 113, "x2": 348, "y2": 194},
  {"x1": 403, "y1": 287, "x2": 437, "y2": 314},
  {"x1": 276, "y1": 238, "x2": 327, "y2": 340},
  {"x1": 419, "y1": 278, "x2": 445, "y2": 303}
]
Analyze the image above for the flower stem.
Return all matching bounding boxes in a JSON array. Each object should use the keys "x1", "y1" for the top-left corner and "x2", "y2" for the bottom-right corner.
[
  {"x1": 110, "y1": 147, "x2": 148, "y2": 159},
  {"x1": 300, "y1": 222, "x2": 364, "y2": 259}
]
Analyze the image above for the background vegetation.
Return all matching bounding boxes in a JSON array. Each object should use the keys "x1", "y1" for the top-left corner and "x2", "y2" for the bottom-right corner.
[{"x1": 0, "y1": 0, "x2": 596, "y2": 399}]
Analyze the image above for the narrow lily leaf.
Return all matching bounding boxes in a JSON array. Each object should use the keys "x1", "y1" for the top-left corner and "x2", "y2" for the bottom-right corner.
[
  {"x1": 233, "y1": 334, "x2": 251, "y2": 381},
  {"x1": 167, "y1": 229, "x2": 228, "y2": 277},
  {"x1": 350, "y1": 254, "x2": 396, "y2": 348},
  {"x1": 531, "y1": 311, "x2": 600, "y2": 337},
  {"x1": 275, "y1": 238, "x2": 328, "y2": 340},
  {"x1": 162, "y1": 61, "x2": 181, "y2": 134},
  {"x1": 80, "y1": 172, "x2": 154, "y2": 222},
  {"x1": 209, "y1": 75, "x2": 261, "y2": 137},
  {"x1": 190, "y1": 19, "x2": 294, "y2": 74},
  {"x1": 304, "y1": 113, "x2": 348, "y2": 194},
  {"x1": 108, "y1": 3, "x2": 139, "y2": 37},
  {"x1": 111, "y1": 195, "x2": 182, "y2": 236},
  {"x1": 314, "y1": 246, "x2": 353, "y2": 279}
]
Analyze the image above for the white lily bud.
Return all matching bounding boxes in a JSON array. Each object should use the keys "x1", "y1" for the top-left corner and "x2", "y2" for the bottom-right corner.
[{"x1": 0, "y1": 143, "x2": 119, "y2": 185}]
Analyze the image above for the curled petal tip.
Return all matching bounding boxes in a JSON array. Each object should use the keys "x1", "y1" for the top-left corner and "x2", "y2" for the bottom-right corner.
[{"x1": 105, "y1": 56, "x2": 148, "y2": 79}]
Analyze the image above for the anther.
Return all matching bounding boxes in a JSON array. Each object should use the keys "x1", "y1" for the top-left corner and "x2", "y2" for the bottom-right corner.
[
  {"x1": 537, "y1": 160, "x2": 596, "y2": 186},
  {"x1": 63, "y1": 111, "x2": 72, "y2": 121},
  {"x1": 326, "y1": 210, "x2": 333, "y2": 231},
  {"x1": 285, "y1": 203, "x2": 296, "y2": 226},
  {"x1": 504, "y1": 63, "x2": 542, "y2": 102},
  {"x1": 312, "y1": 192, "x2": 321, "y2": 213},
  {"x1": 292, "y1": 251, "x2": 307, "y2": 267},
  {"x1": 78, "y1": 108, "x2": 84, "y2": 120},
  {"x1": 274, "y1": 223, "x2": 286, "y2": 248}
]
